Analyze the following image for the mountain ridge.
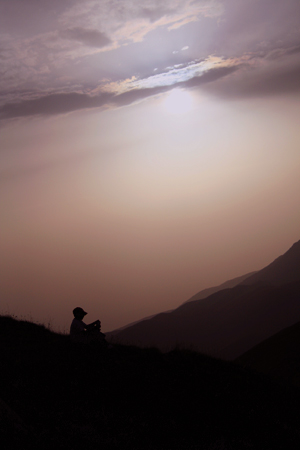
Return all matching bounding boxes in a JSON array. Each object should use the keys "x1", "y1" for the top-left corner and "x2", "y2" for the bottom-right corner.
[
  {"x1": 184, "y1": 271, "x2": 256, "y2": 303},
  {"x1": 239, "y1": 239, "x2": 300, "y2": 286},
  {"x1": 109, "y1": 240, "x2": 300, "y2": 359}
]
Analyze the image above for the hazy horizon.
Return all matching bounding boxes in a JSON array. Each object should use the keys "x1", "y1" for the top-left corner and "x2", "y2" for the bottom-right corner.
[{"x1": 1, "y1": 0, "x2": 300, "y2": 332}]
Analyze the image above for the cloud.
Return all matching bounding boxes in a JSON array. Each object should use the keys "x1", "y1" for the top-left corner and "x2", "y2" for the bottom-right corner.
[
  {"x1": 265, "y1": 45, "x2": 300, "y2": 60},
  {"x1": 243, "y1": 65, "x2": 300, "y2": 97},
  {"x1": 2, "y1": 52, "x2": 300, "y2": 120},
  {"x1": 112, "y1": 64, "x2": 240, "y2": 106},
  {"x1": 114, "y1": 56, "x2": 239, "y2": 90},
  {"x1": 60, "y1": 27, "x2": 111, "y2": 48},
  {"x1": 2, "y1": 0, "x2": 300, "y2": 120},
  {"x1": 0, "y1": 60, "x2": 241, "y2": 119},
  {"x1": 113, "y1": 85, "x2": 169, "y2": 107},
  {"x1": 4, "y1": 47, "x2": 300, "y2": 121},
  {"x1": 205, "y1": 59, "x2": 300, "y2": 99},
  {"x1": 182, "y1": 65, "x2": 240, "y2": 88},
  {"x1": 0, "y1": 92, "x2": 113, "y2": 119},
  {"x1": 138, "y1": 6, "x2": 176, "y2": 23},
  {"x1": 287, "y1": 45, "x2": 300, "y2": 56},
  {"x1": 0, "y1": 0, "x2": 222, "y2": 100},
  {"x1": 59, "y1": 0, "x2": 223, "y2": 45}
]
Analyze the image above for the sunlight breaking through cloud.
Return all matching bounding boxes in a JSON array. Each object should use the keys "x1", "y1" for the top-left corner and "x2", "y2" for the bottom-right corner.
[{"x1": 105, "y1": 56, "x2": 240, "y2": 92}]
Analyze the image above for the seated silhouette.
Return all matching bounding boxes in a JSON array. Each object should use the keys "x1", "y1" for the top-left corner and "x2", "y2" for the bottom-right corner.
[{"x1": 70, "y1": 307, "x2": 106, "y2": 345}]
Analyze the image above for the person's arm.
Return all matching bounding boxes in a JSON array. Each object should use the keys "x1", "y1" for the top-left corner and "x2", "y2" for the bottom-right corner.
[{"x1": 84, "y1": 320, "x2": 101, "y2": 331}]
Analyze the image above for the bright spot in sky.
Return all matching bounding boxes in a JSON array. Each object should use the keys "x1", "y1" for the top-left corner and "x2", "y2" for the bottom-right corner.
[{"x1": 163, "y1": 89, "x2": 194, "y2": 115}]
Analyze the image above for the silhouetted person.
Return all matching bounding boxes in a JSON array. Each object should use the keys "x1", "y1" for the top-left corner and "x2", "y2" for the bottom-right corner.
[{"x1": 70, "y1": 307, "x2": 106, "y2": 345}]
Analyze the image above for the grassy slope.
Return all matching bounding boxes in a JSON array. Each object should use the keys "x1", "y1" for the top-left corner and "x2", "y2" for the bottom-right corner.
[{"x1": 1, "y1": 315, "x2": 300, "y2": 450}]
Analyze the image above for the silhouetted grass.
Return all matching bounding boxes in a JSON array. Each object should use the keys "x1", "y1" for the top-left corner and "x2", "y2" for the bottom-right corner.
[{"x1": 1, "y1": 315, "x2": 300, "y2": 449}]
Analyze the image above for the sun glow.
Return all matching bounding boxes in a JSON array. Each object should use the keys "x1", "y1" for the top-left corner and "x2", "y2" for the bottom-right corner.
[{"x1": 163, "y1": 89, "x2": 194, "y2": 115}]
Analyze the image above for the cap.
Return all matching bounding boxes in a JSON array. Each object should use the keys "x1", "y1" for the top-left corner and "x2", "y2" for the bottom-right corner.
[{"x1": 73, "y1": 307, "x2": 88, "y2": 318}]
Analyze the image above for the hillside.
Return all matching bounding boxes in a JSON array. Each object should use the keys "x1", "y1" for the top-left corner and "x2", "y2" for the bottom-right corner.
[
  {"x1": 1, "y1": 315, "x2": 300, "y2": 450},
  {"x1": 109, "y1": 240, "x2": 300, "y2": 358}
]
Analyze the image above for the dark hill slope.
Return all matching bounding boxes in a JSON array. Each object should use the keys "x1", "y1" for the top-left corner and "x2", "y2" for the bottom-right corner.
[
  {"x1": 1, "y1": 315, "x2": 300, "y2": 450},
  {"x1": 236, "y1": 321, "x2": 300, "y2": 389}
]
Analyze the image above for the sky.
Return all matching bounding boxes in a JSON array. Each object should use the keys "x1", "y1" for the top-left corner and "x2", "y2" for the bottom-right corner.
[{"x1": 1, "y1": 0, "x2": 300, "y2": 333}]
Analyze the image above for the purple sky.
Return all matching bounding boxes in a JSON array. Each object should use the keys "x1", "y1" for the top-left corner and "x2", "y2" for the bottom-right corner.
[{"x1": 1, "y1": 0, "x2": 300, "y2": 332}]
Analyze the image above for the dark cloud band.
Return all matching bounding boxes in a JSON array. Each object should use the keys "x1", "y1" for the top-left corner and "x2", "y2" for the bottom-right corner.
[
  {"x1": 0, "y1": 92, "x2": 113, "y2": 119},
  {"x1": 2, "y1": 61, "x2": 300, "y2": 120},
  {"x1": 0, "y1": 65, "x2": 239, "y2": 119}
]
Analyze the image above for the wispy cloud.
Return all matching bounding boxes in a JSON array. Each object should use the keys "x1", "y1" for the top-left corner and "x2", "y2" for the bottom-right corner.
[
  {"x1": 0, "y1": 0, "x2": 222, "y2": 100},
  {"x1": 59, "y1": 0, "x2": 223, "y2": 45},
  {"x1": 59, "y1": 27, "x2": 111, "y2": 48}
]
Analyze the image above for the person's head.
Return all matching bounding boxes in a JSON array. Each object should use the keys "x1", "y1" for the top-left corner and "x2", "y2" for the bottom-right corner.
[{"x1": 73, "y1": 307, "x2": 87, "y2": 320}]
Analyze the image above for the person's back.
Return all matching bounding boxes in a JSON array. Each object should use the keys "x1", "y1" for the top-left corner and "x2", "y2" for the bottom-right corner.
[{"x1": 70, "y1": 316, "x2": 87, "y2": 343}]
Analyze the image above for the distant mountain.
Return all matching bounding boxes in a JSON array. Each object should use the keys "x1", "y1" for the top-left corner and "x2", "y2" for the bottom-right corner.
[
  {"x1": 236, "y1": 320, "x2": 300, "y2": 389},
  {"x1": 185, "y1": 271, "x2": 256, "y2": 303},
  {"x1": 111, "y1": 272, "x2": 256, "y2": 335},
  {"x1": 109, "y1": 240, "x2": 300, "y2": 359},
  {"x1": 239, "y1": 240, "x2": 300, "y2": 286}
]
